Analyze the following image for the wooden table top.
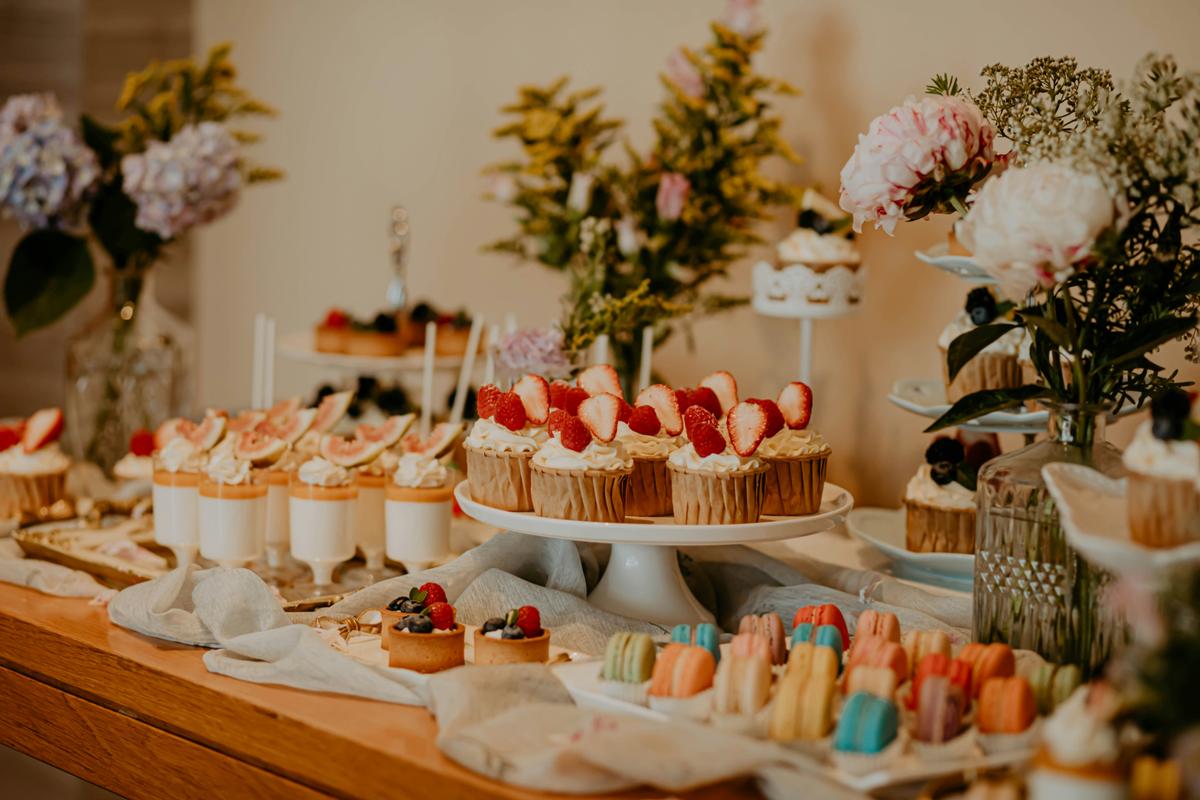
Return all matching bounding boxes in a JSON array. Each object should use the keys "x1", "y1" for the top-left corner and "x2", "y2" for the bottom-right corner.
[{"x1": 0, "y1": 580, "x2": 756, "y2": 799}]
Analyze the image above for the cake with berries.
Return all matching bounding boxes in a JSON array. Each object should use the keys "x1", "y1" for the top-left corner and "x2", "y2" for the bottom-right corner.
[
  {"x1": 756, "y1": 382, "x2": 830, "y2": 516},
  {"x1": 314, "y1": 309, "x2": 407, "y2": 357},
  {"x1": 380, "y1": 582, "x2": 448, "y2": 650},
  {"x1": 531, "y1": 386, "x2": 634, "y2": 523},
  {"x1": 386, "y1": 599, "x2": 465, "y2": 672},
  {"x1": 473, "y1": 605, "x2": 550, "y2": 665},
  {"x1": 619, "y1": 383, "x2": 684, "y2": 516},
  {"x1": 464, "y1": 377, "x2": 550, "y2": 511},
  {"x1": 940, "y1": 288, "x2": 1024, "y2": 403},
  {"x1": 668, "y1": 396, "x2": 769, "y2": 525},
  {"x1": 1122, "y1": 389, "x2": 1200, "y2": 548},
  {"x1": 0, "y1": 408, "x2": 70, "y2": 520},
  {"x1": 904, "y1": 436, "x2": 990, "y2": 553}
]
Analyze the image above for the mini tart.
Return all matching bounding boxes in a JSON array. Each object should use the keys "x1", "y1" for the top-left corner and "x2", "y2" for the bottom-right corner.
[
  {"x1": 905, "y1": 499, "x2": 975, "y2": 554},
  {"x1": 345, "y1": 329, "x2": 406, "y2": 357},
  {"x1": 378, "y1": 609, "x2": 414, "y2": 650},
  {"x1": 624, "y1": 455, "x2": 672, "y2": 517},
  {"x1": 530, "y1": 463, "x2": 632, "y2": 523},
  {"x1": 1126, "y1": 472, "x2": 1200, "y2": 548},
  {"x1": 472, "y1": 628, "x2": 551, "y2": 665},
  {"x1": 667, "y1": 461, "x2": 768, "y2": 525},
  {"x1": 761, "y1": 450, "x2": 829, "y2": 516},
  {"x1": 314, "y1": 324, "x2": 349, "y2": 353},
  {"x1": 464, "y1": 443, "x2": 534, "y2": 511},
  {"x1": 941, "y1": 349, "x2": 1022, "y2": 404},
  {"x1": 435, "y1": 324, "x2": 474, "y2": 356},
  {"x1": 387, "y1": 622, "x2": 465, "y2": 673}
]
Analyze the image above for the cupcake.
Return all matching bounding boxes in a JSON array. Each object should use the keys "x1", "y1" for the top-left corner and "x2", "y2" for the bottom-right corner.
[
  {"x1": 386, "y1": 600, "x2": 465, "y2": 673},
  {"x1": 380, "y1": 581, "x2": 447, "y2": 651},
  {"x1": 622, "y1": 384, "x2": 685, "y2": 517},
  {"x1": 904, "y1": 437, "x2": 980, "y2": 554},
  {"x1": 530, "y1": 395, "x2": 633, "y2": 522},
  {"x1": 0, "y1": 408, "x2": 69, "y2": 520},
  {"x1": 464, "y1": 380, "x2": 549, "y2": 511},
  {"x1": 473, "y1": 605, "x2": 550, "y2": 665},
  {"x1": 668, "y1": 402, "x2": 769, "y2": 525},
  {"x1": 754, "y1": 383, "x2": 830, "y2": 516},
  {"x1": 940, "y1": 288, "x2": 1024, "y2": 403},
  {"x1": 1122, "y1": 389, "x2": 1200, "y2": 548}
]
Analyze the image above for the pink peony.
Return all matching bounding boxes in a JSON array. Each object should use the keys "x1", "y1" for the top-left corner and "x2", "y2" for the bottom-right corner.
[
  {"x1": 722, "y1": 0, "x2": 763, "y2": 36},
  {"x1": 665, "y1": 49, "x2": 704, "y2": 100},
  {"x1": 839, "y1": 95, "x2": 995, "y2": 234},
  {"x1": 655, "y1": 172, "x2": 690, "y2": 221}
]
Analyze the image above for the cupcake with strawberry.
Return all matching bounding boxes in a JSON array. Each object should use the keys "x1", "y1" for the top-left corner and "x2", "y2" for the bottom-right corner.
[
  {"x1": 473, "y1": 605, "x2": 550, "y2": 665},
  {"x1": 668, "y1": 400, "x2": 769, "y2": 525},
  {"x1": 112, "y1": 428, "x2": 158, "y2": 487},
  {"x1": 531, "y1": 393, "x2": 633, "y2": 522},
  {"x1": 464, "y1": 375, "x2": 550, "y2": 511},
  {"x1": 386, "y1": 598, "x2": 465, "y2": 673},
  {"x1": 0, "y1": 408, "x2": 70, "y2": 520},
  {"x1": 620, "y1": 384, "x2": 685, "y2": 517},
  {"x1": 380, "y1": 581, "x2": 447, "y2": 651},
  {"x1": 757, "y1": 382, "x2": 831, "y2": 515}
]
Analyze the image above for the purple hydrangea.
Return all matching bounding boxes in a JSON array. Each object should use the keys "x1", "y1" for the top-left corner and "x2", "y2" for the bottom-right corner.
[
  {"x1": 121, "y1": 121, "x2": 241, "y2": 240},
  {"x1": 497, "y1": 327, "x2": 572, "y2": 378},
  {"x1": 0, "y1": 93, "x2": 62, "y2": 139}
]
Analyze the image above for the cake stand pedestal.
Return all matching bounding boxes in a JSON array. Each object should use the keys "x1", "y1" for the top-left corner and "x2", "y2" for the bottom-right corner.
[{"x1": 453, "y1": 481, "x2": 854, "y2": 626}]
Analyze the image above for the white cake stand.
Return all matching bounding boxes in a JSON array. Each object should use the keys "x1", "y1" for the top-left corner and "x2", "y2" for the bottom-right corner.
[{"x1": 453, "y1": 481, "x2": 854, "y2": 626}]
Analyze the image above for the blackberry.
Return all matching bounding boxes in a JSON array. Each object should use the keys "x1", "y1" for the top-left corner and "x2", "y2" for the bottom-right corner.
[
  {"x1": 481, "y1": 617, "x2": 506, "y2": 634},
  {"x1": 410, "y1": 301, "x2": 437, "y2": 324},
  {"x1": 924, "y1": 436, "x2": 965, "y2": 466},
  {"x1": 376, "y1": 386, "x2": 411, "y2": 415},
  {"x1": 372, "y1": 312, "x2": 398, "y2": 333},
  {"x1": 930, "y1": 461, "x2": 956, "y2": 486},
  {"x1": 500, "y1": 625, "x2": 525, "y2": 640},
  {"x1": 314, "y1": 384, "x2": 336, "y2": 404},
  {"x1": 347, "y1": 400, "x2": 363, "y2": 419},
  {"x1": 356, "y1": 375, "x2": 378, "y2": 400},
  {"x1": 965, "y1": 287, "x2": 997, "y2": 325},
  {"x1": 1152, "y1": 415, "x2": 1185, "y2": 442}
]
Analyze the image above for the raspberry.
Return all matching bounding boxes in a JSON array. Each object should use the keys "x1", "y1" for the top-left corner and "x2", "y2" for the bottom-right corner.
[
  {"x1": 563, "y1": 387, "x2": 589, "y2": 415},
  {"x1": 494, "y1": 392, "x2": 528, "y2": 431},
  {"x1": 691, "y1": 422, "x2": 727, "y2": 457},
  {"x1": 627, "y1": 405, "x2": 661, "y2": 436},
  {"x1": 559, "y1": 415, "x2": 592, "y2": 452},
  {"x1": 617, "y1": 398, "x2": 634, "y2": 423},
  {"x1": 687, "y1": 386, "x2": 723, "y2": 418},
  {"x1": 547, "y1": 408, "x2": 571, "y2": 435},
  {"x1": 425, "y1": 601, "x2": 456, "y2": 630},
  {"x1": 549, "y1": 380, "x2": 570, "y2": 409},
  {"x1": 128, "y1": 429, "x2": 155, "y2": 457},
  {"x1": 323, "y1": 308, "x2": 349, "y2": 328},
  {"x1": 684, "y1": 404, "x2": 717, "y2": 441},
  {"x1": 515, "y1": 605, "x2": 542, "y2": 638},
  {"x1": 476, "y1": 384, "x2": 503, "y2": 419},
  {"x1": 419, "y1": 582, "x2": 447, "y2": 606}
]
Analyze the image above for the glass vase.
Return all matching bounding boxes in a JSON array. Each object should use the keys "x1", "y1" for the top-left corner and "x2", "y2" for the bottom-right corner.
[
  {"x1": 973, "y1": 403, "x2": 1125, "y2": 678},
  {"x1": 65, "y1": 268, "x2": 193, "y2": 472}
]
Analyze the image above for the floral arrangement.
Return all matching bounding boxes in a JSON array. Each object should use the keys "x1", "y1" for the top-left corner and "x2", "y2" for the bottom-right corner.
[
  {"x1": 483, "y1": 0, "x2": 801, "y2": 390},
  {"x1": 496, "y1": 326, "x2": 573, "y2": 380},
  {"x1": 841, "y1": 56, "x2": 1200, "y2": 430},
  {"x1": 0, "y1": 44, "x2": 279, "y2": 335}
]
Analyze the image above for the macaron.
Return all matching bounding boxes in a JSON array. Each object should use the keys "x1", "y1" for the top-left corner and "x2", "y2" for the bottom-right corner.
[
  {"x1": 769, "y1": 665, "x2": 836, "y2": 741},
  {"x1": 909, "y1": 651, "x2": 972, "y2": 710},
  {"x1": 905, "y1": 629, "x2": 951, "y2": 673},
  {"x1": 846, "y1": 635, "x2": 908, "y2": 689},
  {"x1": 813, "y1": 624, "x2": 844, "y2": 666},
  {"x1": 845, "y1": 665, "x2": 897, "y2": 700},
  {"x1": 649, "y1": 643, "x2": 716, "y2": 698},
  {"x1": 791, "y1": 603, "x2": 849, "y2": 652},
  {"x1": 791, "y1": 622, "x2": 814, "y2": 644},
  {"x1": 834, "y1": 692, "x2": 899, "y2": 754},
  {"x1": 738, "y1": 613, "x2": 788, "y2": 665},
  {"x1": 602, "y1": 632, "x2": 655, "y2": 683},
  {"x1": 670, "y1": 623, "x2": 721, "y2": 665},
  {"x1": 713, "y1": 653, "x2": 771, "y2": 716},
  {"x1": 786, "y1": 640, "x2": 840, "y2": 684},
  {"x1": 1028, "y1": 662, "x2": 1081, "y2": 714},
  {"x1": 977, "y1": 676, "x2": 1037, "y2": 734},
  {"x1": 958, "y1": 643, "x2": 1015, "y2": 698},
  {"x1": 855, "y1": 609, "x2": 901, "y2": 644},
  {"x1": 730, "y1": 632, "x2": 772, "y2": 663},
  {"x1": 915, "y1": 674, "x2": 965, "y2": 744}
]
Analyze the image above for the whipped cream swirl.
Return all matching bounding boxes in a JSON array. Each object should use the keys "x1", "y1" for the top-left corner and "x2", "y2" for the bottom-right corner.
[
  {"x1": 466, "y1": 418, "x2": 548, "y2": 454},
  {"x1": 155, "y1": 437, "x2": 201, "y2": 474},
  {"x1": 937, "y1": 310, "x2": 1024, "y2": 355},
  {"x1": 615, "y1": 421, "x2": 680, "y2": 459},
  {"x1": 113, "y1": 453, "x2": 154, "y2": 481},
  {"x1": 1040, "y1": 687, "x2": 1119, "y2": 767},
  {"x1": 1123, "y1": 420, "x2": 1200, "y2": 483},
  {"x1": 668, "y1": 442, "x2": 761, "y2": 473},
  {"x1": 298, "y1": 457, "x2": 351, "y2": 487},
  {"x1": 0, "y1": 442, "x2": 70, "y2": 475},
  {"x1": 205, "y1": 450, "x2": 252, "y2": 485},
  {"x1": 777, "y1": 229, "x2": 860, "y2": 265},
  {"x1": 393, "y1": 453, "x2": 448, "y2": 489},
  {"x1": 533, "y1": 435, "x2": 632, "y2": 472},
  {"x1": 905, "y1": 464, "x2": 974, "y2": 510},
  {"x1": 757, "y1": 428, "x2": 830, "y2": 459}
]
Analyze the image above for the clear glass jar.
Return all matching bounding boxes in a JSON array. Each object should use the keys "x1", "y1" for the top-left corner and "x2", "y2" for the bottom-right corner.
[{"x1": 973, "y1": 403, "x2": 1126, "y2": 678}]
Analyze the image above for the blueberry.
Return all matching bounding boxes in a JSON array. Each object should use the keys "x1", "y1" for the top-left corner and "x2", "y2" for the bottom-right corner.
[
  {"x1": 376, "y1": 386, "x2": 411, "y2": 415},
  {"x1": 501, "y1": 625, "x2": 525, "y2": 640},
  {"x1": 965, "y1": 287, "x2": 997, "y2": 325},
  {"x1": 797, "y1": 209, "x2": 821, "y2": 230},
  {"x1": 386, "y1": 596, "x2": 407, "y2": 612},
  {"x1": 347, "y1": 400, "x2": 362, "y2": 419},
  {"x1": 404, "y1": 615, "x2": 434, "y2": 634},
  {"x1": 1152, "y1": 415, "x2": 1185, "y2": 442},
  {"x1": 356, "y1": 375, "x2": 378, "y2": 399},
  {"x1": 410, "y1": 302, "x2": 437, "y2": 324},
  {"x1": 481, "y1": 617, "x2": 506, "y2": 634},
  {"x1": 373, "y1": 312, "x2": 398, "y2": 334},
  {"x1": 930, "y1": 461, "x2": 956, "y2": 486}
]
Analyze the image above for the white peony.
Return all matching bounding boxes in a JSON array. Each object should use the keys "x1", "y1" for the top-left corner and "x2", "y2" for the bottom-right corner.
[
  {"x1": 957, "y1": 162, "x2": 1116, "y2": 299},
  {"x1": 839, "y1": 94, "x2": 994, "y2": 234}
]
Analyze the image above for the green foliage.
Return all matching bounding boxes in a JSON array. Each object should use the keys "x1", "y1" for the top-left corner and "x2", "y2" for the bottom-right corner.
[
  {"x1": 925, "y1": 73, "x2": 961, "y2": 97},
  {"x1": 4, "y1": 231, "x2": 95, "y2": 336}
]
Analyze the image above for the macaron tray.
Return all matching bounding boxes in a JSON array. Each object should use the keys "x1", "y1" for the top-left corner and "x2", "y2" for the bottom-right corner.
[{"x1": 554, "y1": 606, "x2": 1081, "y2": 792}]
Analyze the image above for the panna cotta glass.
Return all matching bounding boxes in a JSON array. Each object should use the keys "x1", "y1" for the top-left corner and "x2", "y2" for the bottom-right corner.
[
  {"x1": 385, "y1": 453, "x2": 454, "y2": 571},
  {"x1": 290, "y1": 457, "x2": 357, "y2": 590},
  {"x1": 198, "y1": 451, "x2": 266, "y2": 568},
  {"x1": 355, "y1": 467, "x2": 388, "y2": 571},
  {"x1": 152, "y1": 437, "x2": 203, "y2": 567}
]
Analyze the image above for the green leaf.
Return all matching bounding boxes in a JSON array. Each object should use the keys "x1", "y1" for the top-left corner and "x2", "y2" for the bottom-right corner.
[
  {"x1": 924, "y1": 385, "x2": 1050, "y2": 432},
  {"x1": 80, "y1": 114, "x2": 120, "y2": 170},
  {"x1": 87, "y1": 180, "x2": 161, "y2": 267},
  {"x1": 1018, "y1": 311, "x2": 1073, "y2": 350},
  {"x1": 946, "y1": 323, "x2": 1020, "y2": 382},
  {"x1": 1099, "y1": 314, "x2": 1198, "y2": 370},
  {"x1": 4, "y1": 230, "x2": 95, "y2": 336}
]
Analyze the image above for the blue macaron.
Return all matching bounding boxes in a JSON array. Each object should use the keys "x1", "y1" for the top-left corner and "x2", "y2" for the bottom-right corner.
[
  {"x1": 834, "y1": 692, "x2": 898, "y2": 754},
  {"x1": 694, "y1": 622, "x2": 720, "y2": 665},
  {"x1": 813, "y1": 624, "x2": 844, "y2": 673},
  {"x1": 791, "y1": 622, "x2": 814, "y2": 643}
]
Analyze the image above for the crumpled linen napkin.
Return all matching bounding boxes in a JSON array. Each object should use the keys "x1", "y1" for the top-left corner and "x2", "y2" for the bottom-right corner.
[{"x1": 0, "y1": 535, "x2": 109, "y2": 598}]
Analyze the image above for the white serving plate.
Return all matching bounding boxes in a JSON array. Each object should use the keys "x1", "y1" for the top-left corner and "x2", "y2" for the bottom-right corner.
[
  {"x1": 914, "y1": 243, "x2": 996, "y2": 283},
  {"x1": 845, "y1": 507, "x2": 974, "y2": 592},
  {"x1": 276, "y1": 331, "x2": 467, "y2": 373},
  {"x1": 888, "y1": 378, "x2": 1047, "y2": 434}
]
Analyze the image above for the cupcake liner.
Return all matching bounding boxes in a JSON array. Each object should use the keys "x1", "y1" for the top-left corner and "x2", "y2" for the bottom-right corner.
[
  {"x1": 464, "y1": 445, "x2": 533, "y2": 511},
  {"x1": 668, "y1": 463, "x2": 768, "y2": 525},
  {"x1": 648, "y1": 688, "x2": 714, "y2": 721},
  {"x1": 1126, "y1": 472, "x2": 1200, "y2": 548},
  {"x1": 831, "y1": 731, "x2": 907, "y2": 777},
  {"x1": 762, "y1": 452, "x2": 829, "y2": 516},
  {"x1": 0, "y1": 469, "x2": 67, "y2": 519},
  {"x1": 941, "y1": 348, "x2": 1022, "y2": 404},
  {"x1": 905, "y1": 500, "x2": 976, "y2": 554},
  {"x1": 977, "y1": 719, "x2": 1042, "y2": 755},
  {"x1": 599, "y1": 678, "x2": 650, "y2": 707},
  {"x1": 911, "y1": 728, "x2": 976, "y2": 762},
  {"x1": 530, "y1": 464, "x2": 631, "y2": 522},
  {"x1": 625, "y1": 457, "x2": 672, "y2": 517}
]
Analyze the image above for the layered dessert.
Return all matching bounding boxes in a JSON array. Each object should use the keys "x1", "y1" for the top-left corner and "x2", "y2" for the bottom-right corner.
[
  {"x1": 289, "y1": 455, "x2": 357, "y2": 586},
  {"x1": 387, "y1": 600, "x2": 465, "y2": 672},
  {"x1": 385, "y1": 451, "x2": 454, "y2": 569},
  {"x1": 198, "y1": 449, "x2": 266, "y2": 568},
  {"x1": 668, "y1": 402, "x2": 768, "y2": 525},
  {"x1": 253, "y1": 405, "x2": 319, "y2": 570},
  {"x1": 1122, "y1": 389, "x2": 1200, "y2": 548},
  {"x1": 473, "y1": 605, "x2": 550, "y2": 665},
  {"x1": 351, "y1": 414, "x2": 413, "y2": 571},
  {"x1": 0, "y1": 407, "x2": 70, "y2": 519},
  {"x1": 758, "y1": 382, "x2": 830, "y2": 515},
  {"x1": 152, "y1": 434, "x2": 206, "y2": 566},
  {"x1": 464, "y1": 380, "x2": 549, "y2": 511},
  {"x1": 940, "y1": 288, "x2": 1023, "y2": 403},
  {"x1": 530, "y1": 394, "x2": 633, "y2": 522}
]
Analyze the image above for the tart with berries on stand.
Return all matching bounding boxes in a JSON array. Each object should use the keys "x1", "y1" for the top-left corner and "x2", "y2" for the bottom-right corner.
[
  {"x1": 379, "y1": 582, "x2": 447, "y2": 650},
  {"x1": 904, "y1": 436, "x2": 995, "y2": 554},
  {"x1": 386, "y1": 600, "x2": 465, "y2": 673},
  {"x1": 473, "y1": 605, "x2": 551, "y2": 665},
  {"x1": 314, "y1": 308, "x2": 406, "y2": 357}
]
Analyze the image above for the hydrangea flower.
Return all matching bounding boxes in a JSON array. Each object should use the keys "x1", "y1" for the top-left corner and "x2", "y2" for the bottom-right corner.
[
  {"x1": 497, "y1": 327, "x2": 572, "y2": 378},
  {"x1": 0, "y1": 93, "x2": 62, "y2": 139},
  {"x1": 121, "y1": 121, "x2": 241, "y2": 240}
]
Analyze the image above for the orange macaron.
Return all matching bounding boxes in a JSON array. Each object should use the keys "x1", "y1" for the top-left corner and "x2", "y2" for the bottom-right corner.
[
  {"x1": 649, "y1": 643, "x2": 716, "y2": 698},
  {"x1": 957, "y1": 642, "x2": 1015, "y2": 699},
  {"x1": 977, "y1": 676, "x2": 1037, "y2": 734}
]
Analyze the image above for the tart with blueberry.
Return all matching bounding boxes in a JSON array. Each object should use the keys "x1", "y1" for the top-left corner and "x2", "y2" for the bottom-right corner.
[
  {"x1": 472, "y1": 605, "x2": 551, "y2": 665},
  {"x1": 379, "y1": 582, "x2": 447, "y2": 650},
  {"x1": 346, "y1": 311, "x2": 407, "y2": 357},
  {"x1": 904, "y1": 435, "x2": 994, "y2": 554},
  {"x1": 386, "y1": 600, "x2": 465, "y2": 673},
  {"x1": 1122, "y1": 389, "x2": 1200, "y2": 548},
  {"x1": 938, "y1": 288, "x2": 1024, "y2": 404}
]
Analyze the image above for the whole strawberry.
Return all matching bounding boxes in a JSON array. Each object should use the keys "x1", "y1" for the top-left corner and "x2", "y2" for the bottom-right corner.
[
  {"x1": 684, "y1": 404, "x2": 717, "y2": 441},
  {"x1": 627, "y1": 405, "x2": 661, "y2": 436},
  {"x1": 419, "y1": 582, "x2": 447, "y2": 606},
  {"x1": 129, "y1": 429, "x2": 156, "y2": 457},
  {"x1": 425, "y1": 601, "x2": 456, "y2": 630},
  {"x1": 495, "y1": 392, "x2": 528, "y2": 431},
  {"x1": 691, "y1": 422, "x2": 727, "y2": 457},
  {"x1": 559, "y1": 415, "x2": 592, "y2": 452},
  {"x1": 547, "y1": 408, "x2": 571, "y2": 435},
  {"x1": 476, "y1": 384, "x2": 503, "y2": 419},
  {"x1": 515, "y1": 605, "x2": 542, "y2": 638}
]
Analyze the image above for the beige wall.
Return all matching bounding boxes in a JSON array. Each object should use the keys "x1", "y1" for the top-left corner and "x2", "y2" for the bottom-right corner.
[{"x1": 192, "y1": 0, "x2": 1200, "y2": 506}]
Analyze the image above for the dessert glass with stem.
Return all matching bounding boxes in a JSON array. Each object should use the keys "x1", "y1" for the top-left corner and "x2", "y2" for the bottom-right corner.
[{"x1": 289, "y1": 467, "x2": 357, "y2": 595}]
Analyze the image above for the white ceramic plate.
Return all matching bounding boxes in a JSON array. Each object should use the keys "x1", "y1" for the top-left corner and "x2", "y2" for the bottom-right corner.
[
  {"x1": 1042, "y1": 463, "x2": 1200, "y2": 583},
  {"x1": 888, "y1": 378, "x2": 1047, "y2": 433},
  {"x1": 914, "y1": 243, "x2": 996, "y2": 283},
  {"x1": 846, "y1": 507, "x2": 974, "y2": 591},
  {"x1": 454, "y1": 482, "x2": 853, "y2": 546},
  {"x1": 276, "y1": 331, "x2": 466, "y2": 373}
]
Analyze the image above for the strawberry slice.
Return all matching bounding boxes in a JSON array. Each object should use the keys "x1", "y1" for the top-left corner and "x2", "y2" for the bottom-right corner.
[
  {"x1": 22, "y1": 407, "x2": 64, "y2": 453},
  {"x1": 476, "y1": 384, "x2": 503, "y2": 419},
  {"x1": 691, "y1": 422, "x2": 728, "y2": 457},
  {"x1": 683, "y1": 404, "x2": 717, "y2": 442},
  {"x1": 726, "y1": 401, "x2": 767, "y2": 457},
  {"x1": 627, "y1": 405, "x2": 661, "y2": 436},
  {"x1": 513, "y1": 374, "x2": 551, "y2": 425},
  {"x1": 0, "y1": 426, "x2": 20, "y2": 453},
  {"x1": 674, "y1": 388, "x2": 691, "y2": 413},
  {"x1": 699, "y1": 371, "x2": 738, "y2": 414},
  {"x1": 748, "y1": 398, "x2": 785, "y2": 438},
  {"x1": 686, "y1": 386, "x2": 723, "y2": 418},
  {"x1": 577, "y1": 364, "x2": 623, "y2": 399},
  {"x1": 777, "y1": 381, "x2": 813, "y2": 430},
  {"x1": 494, "y1": 392, "x2": 528, "y2": 432},
  {"x1": 578, "y1": 393, "x2": 621, "y2": 442},
  {"x1": 559, "y1": 415, "x2": 592, "y2": 452},
  {"x1": 634, "y1": 384, "x2": 682, "y2": 435}
]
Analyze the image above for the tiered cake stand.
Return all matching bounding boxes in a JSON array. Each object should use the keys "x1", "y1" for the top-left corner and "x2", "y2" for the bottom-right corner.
[{"x1": 454, "y1": 482, "x2": 854, "y2": 626}]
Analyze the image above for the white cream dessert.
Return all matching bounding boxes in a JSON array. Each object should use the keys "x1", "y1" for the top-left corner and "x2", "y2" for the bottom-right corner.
[
  {"x1": 113, "y1": 453, "x2": 154, "y2": 482},
  {"x1": 152, "y1": 437, "x2": 204, "y2": 566},
  {"x1": 290, "y1": 457, "x2": 356, "y2": 586},
  {"x1": 386, "y1": 453, "x2": 454, "y2": 570},
  {"x1": 777, "y1": 228, "x2": 861, "y2": 267},
  {"x1": 1123, "y1": 420, "x2": 1200, "y2": 484},
  {"x1": 465, "y1": 418, "x2": 548, "y2": 454},
  {"x1": 905, "y1": 464, "x2": 975, "y2": 511},
  {"x1": 198, "y1": 450, "x2": 265, "y2": 568},
  {"x1": 533, "y1": 435, "x2": 633, "y2": 472},
  {"x1": 757, "y1": 428, "x2": 829, "y2": 459},
  {"x1": 1026, "y1": 688, "x2": 1124, "y2": 800},
  {"x1": 354, "y1": 450, "x2": 401, "y2": 573},
  {"x1": 393, "y1": 452, "x2": 449, "y2": 487},
  {"x1": 937, "y1": 310, "x2": 1024, "y2": 356},
  {"x1": 615, "y1": 421, "x2": 679, "y2": 459},
  {"x1": 668, "y1": 442, "x2": 761, "y2": 473},
  {"x1": 0, "y1": 443, "x2": 70, "y2": 475}
]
